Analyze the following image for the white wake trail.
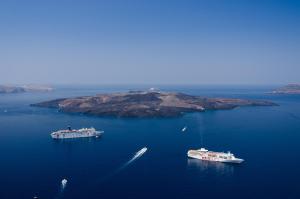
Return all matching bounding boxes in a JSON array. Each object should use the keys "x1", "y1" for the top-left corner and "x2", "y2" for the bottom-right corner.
[
  {"x1": 121, "y1": 147, "x2": 148, "y2": 169},
  {"x1": 116, "y1": 147, "x2": 148, "y2": 172},
  {"x1": 54, "y1": 179, "x2": 68, "y2": 199},
  {"x1": 97, "y1": 147, "x2": 148, "y2": 184}
]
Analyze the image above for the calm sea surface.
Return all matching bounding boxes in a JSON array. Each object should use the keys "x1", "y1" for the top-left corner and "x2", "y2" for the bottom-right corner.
[{"x1": 0, "y1": 85, "x2": 299, "y2": 199}]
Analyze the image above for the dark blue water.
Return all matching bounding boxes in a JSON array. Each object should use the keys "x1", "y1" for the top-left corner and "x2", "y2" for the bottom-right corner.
[{"x1": 0, "y1": 85, "x2": 299, "y2": 199}]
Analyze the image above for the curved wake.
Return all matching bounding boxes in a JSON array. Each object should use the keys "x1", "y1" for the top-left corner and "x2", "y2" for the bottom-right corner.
[{"x1": 54, "y1": 179, "x2": 68, "y2": 199}]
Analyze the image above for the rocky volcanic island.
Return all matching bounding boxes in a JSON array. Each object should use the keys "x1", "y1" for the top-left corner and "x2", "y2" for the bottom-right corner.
[
  {"x1": 32, "y1": 91, "x2": 277, "y2": 118},
  {"x1": 271, "y1": 84, "x2": 300, "y2": 94},
  {"x1": 0, "y1": 85, "x2": 53, "y2": 93}
]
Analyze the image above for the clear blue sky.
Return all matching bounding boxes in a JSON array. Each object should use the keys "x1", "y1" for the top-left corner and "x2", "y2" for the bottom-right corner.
[{"x1": 0, "y1": 0, "x2": 299, "y2": 85}]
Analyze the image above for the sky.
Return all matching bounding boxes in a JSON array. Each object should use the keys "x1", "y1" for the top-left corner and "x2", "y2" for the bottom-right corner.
[{"x1": 0, "y1": 0, "x2": 299, "y2": 85}]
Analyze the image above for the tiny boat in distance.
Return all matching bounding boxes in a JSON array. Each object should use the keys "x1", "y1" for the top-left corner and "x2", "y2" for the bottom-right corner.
[
  {"x1": 61, "y1": 179, "x2": 68, "y2": 187},
  {"x1": 51, "y1": 126, "x2": 103, "y2": 139},
  {"x1": 187, "y1": 148, "x2": 244, "y2": 164}
]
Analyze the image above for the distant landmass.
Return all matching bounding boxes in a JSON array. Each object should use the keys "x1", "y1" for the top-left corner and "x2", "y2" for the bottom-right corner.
[
  {"x1": 271, "y1": 84, "x2": 300, "y2": 94},
  {"x1": 0, "y1": 85, "x2": 53, "y2": 94},
  {"x1": 32, "y1": 91, "x2": 277, "y2": 117}
]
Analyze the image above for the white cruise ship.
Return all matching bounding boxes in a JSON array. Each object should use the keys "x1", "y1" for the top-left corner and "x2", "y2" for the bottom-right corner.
[
  {"x1": 187, "y1": 148, "x2": 244, "y2": 164},
  {"x1": 51, "y1": 126, "x2": 103, "y2": 139}
]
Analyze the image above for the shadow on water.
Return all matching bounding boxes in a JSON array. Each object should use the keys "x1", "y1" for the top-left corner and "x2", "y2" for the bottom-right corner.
[
  {"x1": 51, "y1": 136, "x2": 103, "y2": 145},
  {"x1": 187, "y1": 159, "x2": 235, "y2": 176}
]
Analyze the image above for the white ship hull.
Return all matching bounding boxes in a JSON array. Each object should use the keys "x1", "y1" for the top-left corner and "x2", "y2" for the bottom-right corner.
[
  {"x1": 51, "y1": 128, "x2": 103, "y2": 139},
  {"x1": 187, "y1": 148, "x2": 244, "y2": 164}
]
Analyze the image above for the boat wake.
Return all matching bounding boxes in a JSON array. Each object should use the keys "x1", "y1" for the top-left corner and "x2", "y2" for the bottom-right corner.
[
  {"x1": 119, "y1": 147, "x2": 148, "y2": 170},
  {"x1": 54, "y1": 179, "x2": 67, "y2": 199},
  {"x1": 97, "y1": 147, "x2": 148, "y2": 183},
  {"x1": 61, "y1": 179, "x2": 67, "y2": 190}
]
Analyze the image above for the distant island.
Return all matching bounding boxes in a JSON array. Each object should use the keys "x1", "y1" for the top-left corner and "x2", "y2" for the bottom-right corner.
[
  {"x1": 0, "y1": 84, "x2": 53, "y2": 94},
  {"x1": 32, "y1": 91, "x2": 277, "y2": 117},
  {"x1": 271, "y1": 84, "x2": 300, "y2": 94}
]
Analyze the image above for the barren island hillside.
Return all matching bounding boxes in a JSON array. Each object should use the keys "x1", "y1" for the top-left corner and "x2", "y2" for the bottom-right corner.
[
  {"x1": 32, "y1": 91, "x2": 277, "y2": 117},
  {"x1": 0, "y1": 85, "x2": 53, "y2": 94},
  {"x1": 271, "y1": 84, "x2": 300, "y2": 94}
]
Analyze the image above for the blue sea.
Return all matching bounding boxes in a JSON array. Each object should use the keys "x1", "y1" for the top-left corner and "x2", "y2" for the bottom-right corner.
[{"x1": 0, "y1": 85, "x2": 299, "y2": 199}]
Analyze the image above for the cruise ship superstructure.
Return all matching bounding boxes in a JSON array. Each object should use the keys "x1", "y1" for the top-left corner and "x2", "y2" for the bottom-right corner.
[
  {"x1": 187, "y1": 148, "x2": 244, "y2": 164},
  {"x1": 51, "y1": 126, "x2": 103, "y2": 139}
]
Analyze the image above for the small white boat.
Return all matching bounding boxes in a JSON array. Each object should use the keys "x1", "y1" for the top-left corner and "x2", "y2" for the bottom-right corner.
[
  {"x1": 182, "y1": 127, "x2": 187, "y2": 132},
  {"x1": 61, "y1": 179, "x2": 68, "y2": 187},
  {"x1": 135, "y1": 147, "x2": 147, "y2": 157}
]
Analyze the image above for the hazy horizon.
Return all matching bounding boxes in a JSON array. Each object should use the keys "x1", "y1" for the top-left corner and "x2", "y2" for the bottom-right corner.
[{"x1": 1, "y1": 0, "x2": 299, "y2": 85}]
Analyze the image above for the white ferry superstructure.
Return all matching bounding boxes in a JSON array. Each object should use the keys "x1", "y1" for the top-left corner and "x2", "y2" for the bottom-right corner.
[
  {"x1": 187, "y1": 148, "x2": 244, "y2": 164},
  {"x1": 51, "y1": 126, "x2": 103, "y2": 139}
]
